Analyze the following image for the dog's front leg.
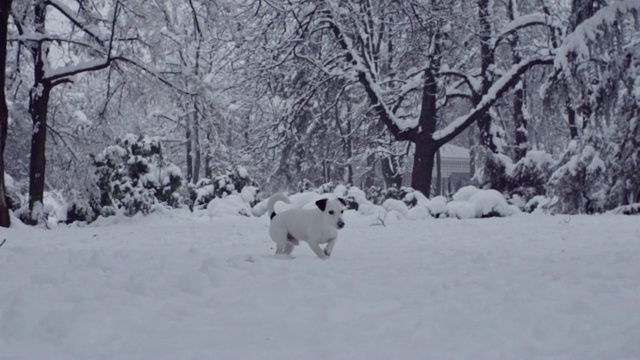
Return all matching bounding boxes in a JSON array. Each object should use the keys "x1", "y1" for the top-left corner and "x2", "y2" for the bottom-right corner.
[
  {"x1": 307, "y1": 240, "x2": 328, "y2": 259},
  {"x1": 324, "y1": 237, "x2": 337, "y2": 257}
]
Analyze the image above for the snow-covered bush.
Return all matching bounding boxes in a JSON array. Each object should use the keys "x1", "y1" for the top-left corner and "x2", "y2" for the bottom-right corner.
[
  {"x1": 468, "y1": 189, "x2": 519, "y2": 218},
  {"x1": 207, "y1": 195, "x2": 252, "y2": 217},
  {"x1": 474, "y1": 150, "x2": 512, "y2": 192},
  {"x1": 93, "y1": 134, "x2": 183, "y2": 216},
  {"x1": 3, "y1": 173, "x2": 24, "y2": 211},
  {"x1": 424, "y1": 197, "x2": 448, "y2": 218},
  {"x1": 608, "y1": 203, "x2": 640, "y2": 215},
  {"x1": 548, "y1": 139, "x2": 608, "y2": 214},
  {"x1": 382, "y1": 198, "x2": 409, "y2": 217},
  {"x1": 189, "y1": 166, "x2": 259, "y2": 209},
  {"x1": 452, "y1": 185, "x2": 480, "y2": 202},
  {"x1": 296, "y1": 178, "x2": 315, "y2": 193},
  {"x1": 475, "y1": 149, "x2": 555, "y2": 209},
  {"x1": 366, "y1": 185, "x2": 418, "y2": 208},
  {"x1": 447, "y1": 201, "x2": 476, "y2": 219},
  {"x1": 510, "y1": 151, "x2": 556, "y2": 203}
]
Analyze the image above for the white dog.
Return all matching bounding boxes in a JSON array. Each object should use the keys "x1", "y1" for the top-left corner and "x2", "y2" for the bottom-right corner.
[{"x1": 266, "y1": 193, "x2": 346, "y2": 259}]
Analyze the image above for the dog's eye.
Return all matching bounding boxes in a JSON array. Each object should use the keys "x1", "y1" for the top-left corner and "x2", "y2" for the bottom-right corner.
[
  {"x1": 329, "y1": 210, "x2": 334, "y2": 215},
  {"x1": 341, "y1": 210, "x2": 344, "y2": 214}
]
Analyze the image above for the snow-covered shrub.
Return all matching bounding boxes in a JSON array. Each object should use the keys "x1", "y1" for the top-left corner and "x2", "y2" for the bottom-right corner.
[
  {"x1": 3, "y1": 173, "x2": 24, "y2": 211},
  {"x1": 382, "y1": 198, "x2": 409, "y2": 217},
  {"x1": 297, "y1": 178, "x2": 315, "y2": 193},
  {"x1": 468, "y1": 189, "x2": 519, "y2": 218},
  {"x1": 424, "y1": 197, "x2": 448, "y2": 218},
  {"x1": 608, "y1": 203, "x2": 640, "y2": 215},
  {"x1": 447, "y1": 201, "x2": 476, "y2": 219},
  {"x1": 207, "y1": 195, "x2": 252, "y2": 217},
  {"x1": 452, "y1": 185, "x2": 480, "y2": 202},
  {"x1": 366, "y1": 185, "x2": 418, "y2": 208},
  {"x1": 524, "y1": 195, "x2": 553, "y2": 214},
  {"x1": 547, "y1": 139, "x2": 608, "y2": 214},
  {"x1": 316, "y1": 181, "x2": 336, "y2": 194},
  {"x1": 345, "y1": 186, "x2": 368, "y2": 211},
  {"x1": 474, "y1": 149, "x2": 556, "y2": 209},
  {"x1": 93, "y1": 134, "x2": 183, "y2": 216},
  {"x1": 510, "y1": 151, "x2": 555, "y2": 204},
  {"x1": 474, "y1": 148, "x2": 512, "y2": 192},
  {"x1": 406, "y1": 206, "x2": 430, "y2": 220},
  {"x1": 189, "y1": 166, "x2": 259, "y2": 209}
]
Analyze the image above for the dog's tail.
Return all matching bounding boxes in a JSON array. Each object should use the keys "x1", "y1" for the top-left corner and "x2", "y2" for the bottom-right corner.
[{"x1": 266, "y1": 193, "x2": 292, "y2": 220}]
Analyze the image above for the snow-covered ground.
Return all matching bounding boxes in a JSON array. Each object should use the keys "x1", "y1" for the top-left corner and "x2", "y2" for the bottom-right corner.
[{"x1": 1, "y1": 210, "x2": 640, "y2": 360}]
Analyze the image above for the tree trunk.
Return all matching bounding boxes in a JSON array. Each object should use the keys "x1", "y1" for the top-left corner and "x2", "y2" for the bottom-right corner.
[
  {"x1": 186, "y1": 113, "x2": 193, "y2": 182},
  {"x1": 345, "y1": 116, "x2": 353, "y2": 184},
  {"x1": 477, "y1": 0, "x2": 497, "y2": 153},
  {"x1": 0, "y1": 0, "x2": 13, "y2": 227},
  {"x1": 411, "y1": 141, "x2": 438, "y2": 196},
  {"x1": 509, "y1": 0, "x2": 527, "y2": 161},
  {"x1": 26, "y1": 0, "x2": 50, "y2": 224},
  {"x1": 567, "y1": 104, "x2": 579, "y2": 139},
  {"x1": 28, "y1": 83, "x2": 51, "y2": 224},
  {"x1": 192, "y1": 112, "x2": 201, "y2": 183},
  {"x1": 513, "y1": 83, "x2": 528, "y2": 161},
  {"x1": 435, "y1": 149, "x2": 442, "y2": 196},
  {"x1": 361, "y1": 154, "x2": 376, "y2": 189},
  {"x1": 381, "y1": 156, "x2": 402, "y2": 188}
]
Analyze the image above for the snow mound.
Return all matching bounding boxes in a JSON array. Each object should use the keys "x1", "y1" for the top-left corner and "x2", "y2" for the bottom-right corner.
[
  {"x1": 447, "y1": 201, "x2": 476, "y2": 219},
  {"x1": 406, "y1": 206, "x2": 431, "y2": 220},
  {"x1": 207, "y1": 195, "x2": 251, "y2": 217},
  {"x1": 424, "y1": 198, "x2": 449, "y2": 218},
  {"x1": 468, "y1": 190, "x2": 519, "y2": 217},
  {"x1": 382, "y1": 199, "x2": 409, "y2": 216},
  {"x1": 452, "y1": 185, "x2": 481, "y2": 202}
]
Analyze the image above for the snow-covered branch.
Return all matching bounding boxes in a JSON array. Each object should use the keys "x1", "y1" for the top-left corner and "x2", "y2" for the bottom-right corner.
[
  {"x1": 554, "y1": 0, "x2": 640, "y2": 75},
  {"x1": 440, "y1": 70, "x2": 480, "y2": 97},
  {"x1": 433, "y1": 56, "x2": 553, "y2": 144},
  {"x1": 45, "y1": 0, "x2": 109, "y2": 43},
  {"x1": 492, "y1": 13, "x2": 553, "y2": 49}
]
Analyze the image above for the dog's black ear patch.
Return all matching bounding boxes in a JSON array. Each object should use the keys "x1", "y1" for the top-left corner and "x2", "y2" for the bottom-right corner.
[
  {"x1": 338, "y1": 198, "x2": 347, "y2": 207},
  {"x1": 315, "y1": 199, "x2": 328, "y2": 212}
]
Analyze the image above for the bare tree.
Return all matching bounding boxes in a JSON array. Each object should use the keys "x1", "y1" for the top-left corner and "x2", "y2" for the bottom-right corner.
[{"x1": 0, "y1": 0, "x2": 13, "y2": 227}]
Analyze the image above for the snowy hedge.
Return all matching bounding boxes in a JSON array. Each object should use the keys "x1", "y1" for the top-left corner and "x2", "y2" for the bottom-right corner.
[
  {"x1": 189, "y1": 166, "x2": 259, "y2": 210},
  {"x1": 92, "y1": 134, "x2": 183, "y2": 217}
]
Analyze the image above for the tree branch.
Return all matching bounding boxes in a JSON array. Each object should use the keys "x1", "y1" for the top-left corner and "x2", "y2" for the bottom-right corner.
[{"x1": 433, "y1": 56, "x2": 553, "y2": 145}]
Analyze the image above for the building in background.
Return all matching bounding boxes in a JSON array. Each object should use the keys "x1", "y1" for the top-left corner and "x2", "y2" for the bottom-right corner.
[{"x1": 435, "y1": 144, "x2": 472, "y2": 196}]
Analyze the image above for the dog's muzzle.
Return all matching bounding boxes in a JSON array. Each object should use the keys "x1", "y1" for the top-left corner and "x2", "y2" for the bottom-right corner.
[{"x1": 337, "y1": 220, "x2": 345, "y2": 229}]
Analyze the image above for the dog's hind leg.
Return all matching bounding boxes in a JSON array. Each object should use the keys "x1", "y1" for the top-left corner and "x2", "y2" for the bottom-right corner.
[
  {"x1": 284, "y1": 241, "x2": 295, "y2": 255},
  {"x1": 270, "y1": 227, "x2": 288, "y2": 255}
]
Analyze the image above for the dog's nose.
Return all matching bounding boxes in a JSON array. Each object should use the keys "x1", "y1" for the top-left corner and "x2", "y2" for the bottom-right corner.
[{"x1": 337, "y1": 220, "x2": 345, "y2": 229}]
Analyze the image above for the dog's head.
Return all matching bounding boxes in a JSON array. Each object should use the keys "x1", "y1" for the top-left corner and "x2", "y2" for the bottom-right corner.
[{"x1": 315, "y1": 198, "x2": 347, "y2": 229}]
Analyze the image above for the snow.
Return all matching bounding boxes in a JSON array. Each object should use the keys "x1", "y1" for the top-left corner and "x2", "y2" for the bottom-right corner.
[{"x1": 1, "y1": 211, "x2": 640, "y2": 359}]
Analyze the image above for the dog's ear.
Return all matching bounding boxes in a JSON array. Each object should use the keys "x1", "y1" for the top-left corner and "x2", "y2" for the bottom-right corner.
[
  {"x1": 338, "y1": 198, "x2": 347, "y2": 207},
  {"x1": 315, "y1": 199, "x2": 328, "y2": 212}
]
